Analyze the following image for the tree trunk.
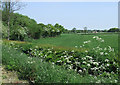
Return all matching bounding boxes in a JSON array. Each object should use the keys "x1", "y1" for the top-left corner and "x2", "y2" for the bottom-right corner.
[
  {"x1": 7, "y1": 2, "x2": 11, "y2": 40},
  {"x1": 7, "y1": 15, "x2": 10, "y2": 40}
]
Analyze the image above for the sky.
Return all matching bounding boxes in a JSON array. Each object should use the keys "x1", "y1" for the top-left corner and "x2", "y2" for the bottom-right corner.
[
  {"x1": 20, "y1": 0, "x2": 119, "y2": 2},
  {"x1": 16, "y1": 2, "x2": 118, "y2": 30}
]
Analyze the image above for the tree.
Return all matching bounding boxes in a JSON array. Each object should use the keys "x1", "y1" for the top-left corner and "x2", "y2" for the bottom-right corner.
[
  {"x1": 54, "y1": 23, "x2": 65, "y2": 35},
  {"x1": 108, "y1": 28, "x2": 120, "y2": 32},
  {"x1": 1, "y1": 21, "x2": 8, "y2": 39},
  {"x1": 84, "y1": 27, "x2": 87, "y2": 34},
  {"x1": 2, "y1": 0, "x2": 25, "y2": 40},
  {"x1": 71, "y1": 28, "x2": 76, "y2": 33}
]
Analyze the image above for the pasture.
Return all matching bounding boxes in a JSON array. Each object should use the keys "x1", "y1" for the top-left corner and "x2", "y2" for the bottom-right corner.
[{"x1": 32, "y1": 33, "x2": 118, "y2": 51}]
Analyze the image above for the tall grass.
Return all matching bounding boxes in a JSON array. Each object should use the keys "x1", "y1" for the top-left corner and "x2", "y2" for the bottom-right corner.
[{"x1": 2, "y1": 44, "x2": 97, "y2": 83}]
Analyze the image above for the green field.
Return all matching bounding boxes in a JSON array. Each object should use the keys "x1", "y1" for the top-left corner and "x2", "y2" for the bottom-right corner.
[
  {"x1": 2, "y1": 33, "x2": 119, "y2": 83},
  {"x1": 32, "y1": 33, "x2": 118, "y2": 51},
  {"x1": 2, "y1": 2, "x2": 119, "y2": 83}
]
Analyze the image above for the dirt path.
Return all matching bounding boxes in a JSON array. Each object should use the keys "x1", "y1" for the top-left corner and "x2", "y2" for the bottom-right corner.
[{"x1": 0, "y1": 65, "x2": 29, "y2": 84}]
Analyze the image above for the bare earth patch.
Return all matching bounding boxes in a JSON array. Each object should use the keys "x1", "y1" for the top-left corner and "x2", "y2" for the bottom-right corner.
[{"x1": 1, "y1": 66, "x2": 29, "y2": 84}]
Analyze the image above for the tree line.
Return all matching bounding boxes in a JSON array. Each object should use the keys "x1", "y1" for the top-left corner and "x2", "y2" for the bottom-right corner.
[
  {"x1": 64, "y1": 27, "x2": 120, "y2": 34},
  {"x1": 1, "y1": 0, "x2": 119, "y2": 41},
  {"x1": 2, "y1": 12, "x2": 65, "y2": 41},
  {"x1": 1, "y1": 0, "x2": 65, "y2": 41}
]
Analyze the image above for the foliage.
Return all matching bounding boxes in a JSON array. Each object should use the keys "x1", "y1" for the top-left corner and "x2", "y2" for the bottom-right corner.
[
  {"x1": 108, "y1": 28, "x2": 120, "y2": 32},
  {"x1": 1, "y1": 44, "x2": 98, "y2": 83},
  {"x1": 2, "y1": 42, "x2": 119, "y2": 83},
  {"x1": 3, "y1": 34, "x2": 119, "y2": 83},
  {"x1": 84, "y1": 27, "x2": 87, "y2": 33},
  {"x1": 71, "y1": 28, "x2": 76, "y2": 33},
  {"x1": 2, "y1": 1, "x2": 25, "y2": 40},
  {"x1": 0, "y1": 21, "x2": 8, "y2": 38},
  {"x1": 22, "y1": 38, "x2": 119, "y2": 78},
  {"x1": 2, "y1": 12, "x2": 65, "y2": 41}
]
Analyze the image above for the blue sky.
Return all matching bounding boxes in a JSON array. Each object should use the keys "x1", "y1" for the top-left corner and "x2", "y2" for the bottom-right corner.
[{"x1": 16, "y1": 2, "x2": 118, "y2": 30}]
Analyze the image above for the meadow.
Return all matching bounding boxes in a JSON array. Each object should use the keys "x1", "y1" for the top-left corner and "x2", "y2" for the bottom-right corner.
[
  {"x1": 31, "y1": 33, "x2": 118, "y2": 50},
  {"x1": 1, "y1": 2, "x2": 119, "y2": 83},
  {"x1": 2, "y1": 33, "x2": 119, "y2": 83}
]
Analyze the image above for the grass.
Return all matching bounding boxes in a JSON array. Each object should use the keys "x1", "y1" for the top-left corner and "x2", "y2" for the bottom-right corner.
[
  {"x1": 1, "y1": 44, "x2": 88, "y2": 83},
  {"x1": 3, "y1": 33, "x2": 118, "y2": 51},
  {"x1": 1, "y1": 65, "x2": 29, "y2": 83},
  {"x1": 31, "y1": 33, "x2": 118, "y2": 50},
  {"x1": 2, "y1": 33, "x2": 119, "y2": 83},
  {"x1": 2, "y1": 44, "x2": 119, "y2": 83}
]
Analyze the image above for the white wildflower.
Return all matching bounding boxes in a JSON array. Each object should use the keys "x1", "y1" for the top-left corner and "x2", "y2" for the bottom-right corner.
[
  {"x1": 75, "y1": 62, "x2": 80, "y2": 65},
  {"x1": 106, "y1": 64, "x2": 110, "y2": 66},
  {"x1": 67, "y1": 59, "x2": 71, "y2": 63},
  {"x1": 94, "y1": 76, "x2": 97, "y2": 79},
  {"x1": 83, "y1": 57, "x2": 86, "y2": 60},
  {"x1": 83, "y1": 68, "x2": 86, "y2": 71},
  {"x1": 83, "y1": 61, "x2": 86, "y2": 64},
  {"x1": 104, "y1": 48, "x2": 107, "y2": 50},
  {"x1": 76, "y1": 58, "x2": 78, "y2": 60},
  {"x1": 85, "y1": 50, "x2": 88, "y2": 52},
  {"x1": 75, "y1": 46, "x2": 78, "y2": 48},
  {"x1": 93, "y1": 62, "x2": 99, "y2": 66},
  {"x1": 52, "y1": 62, "x2": 55, "y2": 64},
  {"x1": 78, "y1": 70, "x2": 82, "y2": 73},
  {"x1": 113, "y1": 62, "x2": 116, "y2": 64},
  {"x1": 57, "y1": 60, "x2": 62, "y2": 62},
  {"x1": 93, "y1": 36, "x2": 96, "y2": 39},
  {"x1": 64, "y1": 55, "x2": 67, "y2": 57},
  {"x1": 71, "y1": 50, "x2": 74, "y2": 52},
  {"x1": 111, "y1": 71, "x2": 114, "y2": 74},
  {"x1": 69, "y1": 65, "x2": 72, "y2": 69},
  {"x1": 91, "y1": 68, "x2": 93, "y2": 70},
  {"x1": 86, "y1": 56, "x2": 90, "y2": 58},
  {"x1": 28, "y1": 61, "x2": 30, "y2": 63},
  {"x1": 100, "y1": 52, "x2": 104, "y2": 55},
  {"x1": 83, "y1": 41, "x2": 87, "y2": 44},
  {"x1": 87, "y1": 64, "x2": 90, "y2": 67},
  {"x1": 89, "y1": 57, "x2": 93, "y2": 59},
  {"x1": 105, "y1": 59, "x2": 109, "y2": 62},
  {"x1": 101, "y1": 40, "x2": 104, "y2": 42},
  {"x1": 99, "y1": 48, "x2": 102, "y2": 50},
  {"x1": 65, "y1": 57, "x2": 69, "y2": 60},
  {"x1": 96, "y1": 80, "x2": 101, "y2": 83},
  {"x1": 105, "y1": 53, "x2": 108, "y2": 55},
  {"x1": 80, "y1": 46, "x2": 82, "y2": 48},
  {"x1": 115, "y1": 80, "x2": 118, "y2": 83}
]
